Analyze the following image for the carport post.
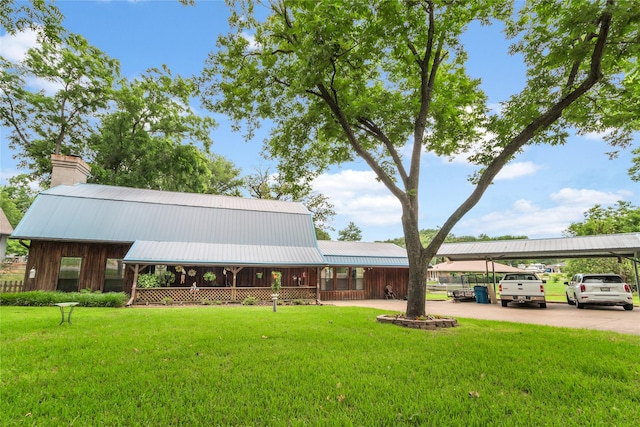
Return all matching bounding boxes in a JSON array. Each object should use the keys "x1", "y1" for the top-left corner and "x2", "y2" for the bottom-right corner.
[{"x1": 633, "y1": 252, "x2": 639, "y2": 304}]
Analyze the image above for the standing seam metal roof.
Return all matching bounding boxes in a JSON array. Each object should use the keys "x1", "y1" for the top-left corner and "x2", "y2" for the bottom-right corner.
[
  {"x1": 317, "y1": 241, "x2": 409, "y2": 267},
  {"x1": 11, "y1": 184, "x2": 316, "y2": 247},
  {"x1": 436, "y1": 233, "x2": 640, "y2": 260},
  {"x1": 124, "y1": 240, "x2": 327, "y2": 266}
]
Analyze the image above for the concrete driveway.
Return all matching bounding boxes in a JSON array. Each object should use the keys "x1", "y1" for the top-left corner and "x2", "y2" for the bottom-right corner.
[{"x1": 325, "y1": 299, "x2": 640, "y2": 335}]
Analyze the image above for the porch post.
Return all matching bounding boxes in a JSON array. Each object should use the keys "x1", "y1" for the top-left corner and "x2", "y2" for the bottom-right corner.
[{"x1": 127, "y1": 264, "x2": 140, "y2": 306}]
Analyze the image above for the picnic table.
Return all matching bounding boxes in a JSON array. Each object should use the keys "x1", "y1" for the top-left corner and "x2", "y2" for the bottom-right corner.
[{"x1": 54, "y1": 302, "x2": 79, "y2": 325}]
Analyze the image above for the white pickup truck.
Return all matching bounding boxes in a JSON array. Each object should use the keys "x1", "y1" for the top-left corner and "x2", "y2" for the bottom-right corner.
[{"x1": 499, "y1": 273, "x2": 547, "y2": 308}]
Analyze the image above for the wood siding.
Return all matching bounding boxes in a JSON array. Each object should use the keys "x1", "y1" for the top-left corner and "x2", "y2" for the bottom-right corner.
[
  {"x1": 319, "y1": 267, "x2": 409, "y2": 300},
  {"x1": 23, "y1": 240, "x2": 408, "y2": 301},
  {"x1": 23, "y1": 241, "x2": 131, "y2": 293}
]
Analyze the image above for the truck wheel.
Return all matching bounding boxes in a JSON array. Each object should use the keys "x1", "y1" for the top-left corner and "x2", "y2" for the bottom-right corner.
[
  {"x1": 539, "y1": 303, "x2": 547, "y2": 308},
  {"x1": 623, "y1": 304, "x2": 634, "y2": 311},
  {"x1": 576, "y1": 300, "x2": 585, "y2": 309},
  {"x1": 501, "y1": 300, "x2": 508, "y2": 307},
  {"x1": 566, "y1": 294, "x2": 575, "y2": 306}
]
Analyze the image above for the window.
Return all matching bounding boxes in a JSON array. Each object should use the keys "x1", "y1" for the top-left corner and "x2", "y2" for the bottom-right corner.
[
  {"x1": 321, "y1": 267, "x2": 365, "y2": 291},
  {"x1": 336, "y1": 267, "x2": 349, "y2": 290},
  {"x1": 57, "y1": 257, "x2": 82, "y2": 292},
  {"x1": 353, "y1": 267, "x2": 364, "y2": 290},
  {"x1": 104, "y1": 258, "x2": 124, "y2": 292},
  {"x1": 320, "y1": 267, "x2": 334, "y2": 290}
]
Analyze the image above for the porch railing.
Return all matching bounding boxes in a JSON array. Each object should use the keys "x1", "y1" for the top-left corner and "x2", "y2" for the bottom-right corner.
[{"x1": 134, "y1": 286, "x2": 317, "y2": 305}]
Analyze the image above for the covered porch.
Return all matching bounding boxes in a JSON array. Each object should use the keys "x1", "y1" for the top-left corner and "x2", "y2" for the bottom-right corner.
[
  {"x1": 124, "y1": 240, "x2": 326, "y2": 306},
  {"x1": 134, "y1": 286, "x2": 317, "y2": 305}
]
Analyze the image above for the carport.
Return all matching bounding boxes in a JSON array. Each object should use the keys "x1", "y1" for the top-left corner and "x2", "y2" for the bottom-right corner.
[{"x1": 435, "y1": 233, "x2": 640, "y2": 304}]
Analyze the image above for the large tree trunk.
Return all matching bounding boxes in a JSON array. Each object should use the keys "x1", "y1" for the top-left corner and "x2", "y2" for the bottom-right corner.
[{"x1": 401, "y1": 202, "x2": 430, "y2": 318}]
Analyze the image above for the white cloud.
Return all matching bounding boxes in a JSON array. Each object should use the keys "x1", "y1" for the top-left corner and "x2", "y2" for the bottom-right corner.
[
  {"x1": 0, "y1": 29, "x2": 63, "y2": 94},
  {"x1": 548, "y1": 187, "x2": 630, "y2": 206},
  {"x1": 440, "y1": 130, "x2": 498, "y2": 165},
  {"x1": 25, "y1": 75, "x2": 63, "y2": 95},
  {"x1": 241, "y1": 32, "x2": 258, "y2": 50},
  {"x1": 0, "y1": 29, "x2": 38, "y2": 62},
  {"x1": 495, "y1": 161, "x2": 541, "y2": 180},
  {"x1": 457, "y1": 188, "x2": 633, "y2": 238},
  {"x1": 312, "y1": 170, "x2": 401, "y2": 227},
  {"x1": 0, "y1": 168, "x2": 19, "y2": 185}
]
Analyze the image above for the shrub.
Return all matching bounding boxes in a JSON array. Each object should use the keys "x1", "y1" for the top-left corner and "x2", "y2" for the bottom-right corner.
[
  {"x1": 271, "y1": 271, "x2": 282, "y2": 293},
  {"x1": 158, "y1": 271, "x2": 176, "y2": 287},
  {"x1": 0, "y1": 291, "x2": 128, "y2": 307},
  {"x1": 162, "y1": 297, "x2": 173, "y2": 306},
  {"x1": 137, "y1": 273, "x2": 160, "y2": 288},
  {"x1": 242, "y1": 296, "x2": 258, "y2": 305}
]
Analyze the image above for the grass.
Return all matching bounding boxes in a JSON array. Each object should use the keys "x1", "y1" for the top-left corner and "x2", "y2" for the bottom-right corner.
[{"x1": 1, "y1": 305, "x2": 639, "y2": 426}]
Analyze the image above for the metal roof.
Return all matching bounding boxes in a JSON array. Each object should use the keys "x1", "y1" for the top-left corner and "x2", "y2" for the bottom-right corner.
[
  {"x1": 317, "y1": 241, "x2": 409, "y2": 267},
  {"x1": 11, "y1": 184, "x2": 317, "y2": 247},
  {"x1": 436, "y1": 233, "x2": 640, "y2": 261},
  {"x1": 124, "y1": 240, "x2": 327, "y2": 266},
  {"x1": 42, "y1": 184, "x2": 310, "y2": 213},
  {"x1": 429, "y1": 260, "x2": 526, "y2": 273}
]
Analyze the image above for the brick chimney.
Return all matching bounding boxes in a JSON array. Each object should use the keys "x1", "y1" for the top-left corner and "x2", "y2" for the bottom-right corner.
[{"x1": 50, "y1": 154, "x2": 91, "y2": 187}]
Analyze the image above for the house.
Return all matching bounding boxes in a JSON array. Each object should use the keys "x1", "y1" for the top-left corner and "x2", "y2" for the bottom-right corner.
[
  {"x1": 10, "y1": 155, "x2": 409, "y2": 304},
  {"x1": 0, "y1": 208, "x2": 13, "y2": 261}
]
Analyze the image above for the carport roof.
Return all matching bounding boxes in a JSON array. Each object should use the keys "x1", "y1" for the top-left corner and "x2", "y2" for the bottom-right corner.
[
  {"x1": 436, "y1": 233, "x2": 640, "y2": 261},
  {"x1": 429, "y1": 260, "x2": 526, "y2": 273}
]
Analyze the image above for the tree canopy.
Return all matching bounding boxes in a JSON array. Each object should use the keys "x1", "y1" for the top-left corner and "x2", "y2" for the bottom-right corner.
[
  {"x1": 565, "y1": 201, "x2": 640, "y2": 237},
  {"x1": 200, "y1": 0, "x2": 640, "y2": 317},
  {"x1": 338, "y1": 221, "x2": 362, "y2": 242},
  {"x1": 87, "y1": 66, "x2": 218, "y2": 193},
  {"x1": 1, "y1": 23, "x2": 239, "y2": 195},
  {"x1": 0, "y1": 0, "x2": 63, "y2": 42},
  {"x1": 245, "y1": 167, "x2": 336, "y2": 237},
  {"x1": 1, "y1": 32, "x2": 119, "y2": 184}
]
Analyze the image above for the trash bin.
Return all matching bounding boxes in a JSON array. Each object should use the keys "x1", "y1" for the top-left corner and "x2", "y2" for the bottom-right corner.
[{"x1": 474, "y1": 286, "x2": 489, "y2": 304}]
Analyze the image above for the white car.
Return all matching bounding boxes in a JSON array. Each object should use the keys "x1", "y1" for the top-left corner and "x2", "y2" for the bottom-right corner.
[{"x1": 565, "y1": 273, "x2": 634, "y2": 311}]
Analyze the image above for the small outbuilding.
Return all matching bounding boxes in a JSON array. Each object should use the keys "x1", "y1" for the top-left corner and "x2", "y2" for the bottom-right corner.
[{"x1": 0, "y1": 209, "x2": 13, "y2": 261}]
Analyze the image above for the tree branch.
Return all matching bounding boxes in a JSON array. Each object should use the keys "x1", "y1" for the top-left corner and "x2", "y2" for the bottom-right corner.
[
  {"x1": 426, "y1": 5, "x2": 613, "y2": 255},
  {"x1": 356, "y1": 117, "x2": 409, "y2": 184},
  {"x1": 316, "y1": 83, "x2": 406, "y2": 201}
]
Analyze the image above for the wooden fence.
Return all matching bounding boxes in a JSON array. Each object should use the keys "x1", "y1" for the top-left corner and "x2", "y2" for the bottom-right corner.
[{"x1": 1, "y1": 281, "x2": 24, "y2": 293}]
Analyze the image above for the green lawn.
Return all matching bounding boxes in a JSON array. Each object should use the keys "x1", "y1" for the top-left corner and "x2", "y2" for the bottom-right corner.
[{"x1": 1, "y1": 305, "x2": 639, "y2": 426}]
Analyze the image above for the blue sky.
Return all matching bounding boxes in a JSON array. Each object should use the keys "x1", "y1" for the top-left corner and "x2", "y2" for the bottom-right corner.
[{"x1": 1, "y1": 0, "x2": 637, "y2": 242}]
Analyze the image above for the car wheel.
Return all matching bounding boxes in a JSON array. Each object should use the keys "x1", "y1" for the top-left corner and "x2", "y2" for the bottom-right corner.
[
  {"x1": 576, "y1": 300, "x2": 585, "y2": 309},
  {"x1": 539, "y1": 303, "x2": 547, "y2": 308},
  {"x1": 566, "y1": 293, "x2": 575, "y2": 306},
  {"x1": 623, "y1": 304, "x2": 634, "y2": 311},
  {"x1": 501, "y1": 300, "x2": 508, "y2": 307}
]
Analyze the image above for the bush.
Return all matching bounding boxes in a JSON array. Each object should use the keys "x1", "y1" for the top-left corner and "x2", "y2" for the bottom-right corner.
[
  {"x1": 242, "y1": 296, "x2": 258, "y2": 305},
  {"x1": 137, "y1": 273, "x2": 160, "y2": 288},
  {"x1": 0, "y1": 291, "x2": 128, "y2": 307}
]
